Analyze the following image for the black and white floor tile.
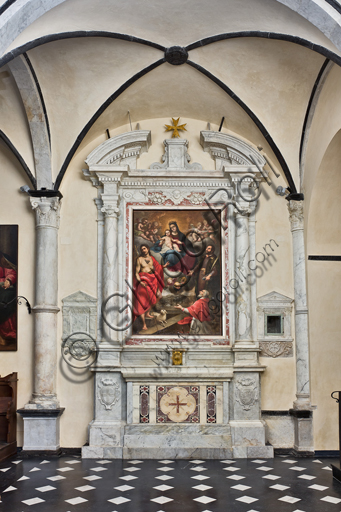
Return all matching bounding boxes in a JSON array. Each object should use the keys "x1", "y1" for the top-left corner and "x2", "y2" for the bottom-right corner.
[{"x1": 0, "y1": 455, "x2": 340, "y2": 511}]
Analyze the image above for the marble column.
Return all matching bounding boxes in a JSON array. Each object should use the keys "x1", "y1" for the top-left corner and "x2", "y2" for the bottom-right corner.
[
  {"x1": 249, "y1": 203, "x2": 258, "y2": 342},
  {"x1": 101, "y1": 188, "x2": 120, "y2": 344},
  {"x1": 82, "y1": 176, "x2": 126, "y2": 459},
  {"x1": 235, "y1": 209, "x2": 252, "y2": 343},
  {"x1": 94, "y1": 197, "x2": 104, "y2": 342},
  {"x1": 18, "y1": 195, "x2": 64, "y2": 452},
  {"x1": 288, "y1": 199, "x2": 314, "y2": 454}
]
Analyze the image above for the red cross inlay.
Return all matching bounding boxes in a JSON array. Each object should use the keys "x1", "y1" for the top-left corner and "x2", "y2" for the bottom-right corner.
[{"x1": 169, "y1": 394, "x2": 187, "y2": 414}]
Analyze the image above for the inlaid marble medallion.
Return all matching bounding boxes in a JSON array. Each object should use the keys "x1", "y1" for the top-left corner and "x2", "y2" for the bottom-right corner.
[{"x1": 158, "y1": 386, "x2": 199, "y2": 423}]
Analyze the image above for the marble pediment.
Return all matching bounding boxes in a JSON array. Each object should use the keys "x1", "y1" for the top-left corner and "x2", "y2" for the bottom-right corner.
[
  {"x1": 62, "y1": 290, "x2": 97, "y2": 306},
  {"x1": 85, "y1": 130, "x2": 151, "y2": 169},
  {"x1": 257, "y1": 291, "x2": 293, "y2": 308},
  {"x1": 200, "y1": 130, "x2": 266, "y2": 170}
]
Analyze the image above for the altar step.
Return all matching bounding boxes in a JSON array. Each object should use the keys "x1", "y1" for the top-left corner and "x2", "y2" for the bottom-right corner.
[
  {"x1": 82, "y1": 423, "x2": 274, "y2": 459},
  {"x1": 122, "y1": 424, "x2": 233, "y2": 459}
]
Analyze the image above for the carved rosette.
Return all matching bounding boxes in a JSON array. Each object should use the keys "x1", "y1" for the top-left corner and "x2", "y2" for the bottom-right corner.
[
  {"x1": 260, "y1": 341, "x2": 293, "y2": 358},
  {"x1": 287, "y1": 200, "x2": 304, "y2": 231},
  {"x1": 30, "y1": 196, "x2": 61, "y2": 228},
  {"x1": 98, "y1": 378, "x2": 120, "y2": 410},
  {"x1": 235, "y1": 377, "x2": 258, "y2": 411},
  {"x1": 148, "y1": 189, "x2": 206, "y2": 206},
  {"x1": 188, "y1": 192, "x2": 205, "y2": 205},
  {"x1": 148, "y1": 192, "x2": 165, "y2": 205}
]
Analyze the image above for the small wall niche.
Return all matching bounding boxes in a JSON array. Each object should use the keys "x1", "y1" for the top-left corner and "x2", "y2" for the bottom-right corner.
[
  {"x1": 257, "y1": 292, "x2": 293, "y2": 358},
  {"x1": 265, "y1": 314, "x2": 284, "y2": 336}
]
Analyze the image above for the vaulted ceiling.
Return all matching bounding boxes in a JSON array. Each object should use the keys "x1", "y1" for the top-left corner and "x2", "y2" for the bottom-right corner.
[{"x1": 1, "y1": 0, "x2": 341, "y2": 204}]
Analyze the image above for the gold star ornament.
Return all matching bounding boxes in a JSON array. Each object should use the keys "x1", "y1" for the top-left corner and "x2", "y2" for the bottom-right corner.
[{"x1": 165, "y1": 118, "x2": 187, "y2": 138}]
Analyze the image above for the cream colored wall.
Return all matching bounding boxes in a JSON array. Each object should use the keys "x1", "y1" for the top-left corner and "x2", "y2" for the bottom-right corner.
[
  {"x1": 307, "y1": 130, "x2": 341, "y2": 450},
  {"x1": 57, "y1": 148, "x2": 99, "y2": 447},
  {"x1": 0, "y1": 144, "x2": 35, "y2": 448},
  {"x1": 0, "y1": 65, "x2": 35, "y2": 175},
  {"x1": 27, "y1": 39, "x2": 163, "y2": 180},
  {"x1": 257, "y1": 189, "x2": 296, "y2": 410},
  {"x1": 190, "y1": 39, "x2": 324, "y2": 186}
]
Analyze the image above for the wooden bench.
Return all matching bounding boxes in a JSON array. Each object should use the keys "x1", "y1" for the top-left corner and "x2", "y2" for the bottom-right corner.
[{"x1": 0, "y1": 372, "x2": 17, "y2": 462}]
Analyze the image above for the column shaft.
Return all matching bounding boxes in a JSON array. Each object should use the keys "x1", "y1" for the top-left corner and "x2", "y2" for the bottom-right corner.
[
  {"x1": 101, "y1": 195, "x2": 119, "y2": 343},
  {"x1": 288, "y1": 200, "x2": 311, "y2": 406},
  {"x1": 29, "y1": 196, "x2": 60, "y2": 408},
  {"x1": 235, "y1": 212, "x2": 251, "y2": 342}
]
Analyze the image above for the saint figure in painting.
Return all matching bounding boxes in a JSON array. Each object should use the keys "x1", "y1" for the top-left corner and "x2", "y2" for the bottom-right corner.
[
  {"x1": 0, "y1": 251, "x2": 17, "y2": 346},
  {"x1": 133, "y1": 245, "x2": 164, "y2": 330},
  {"x1": 188, "y1": 243, "x2": 220, "y2": 297},
  {"x1": 175, "y1": 289, "x2": 212, "y2": 335}
]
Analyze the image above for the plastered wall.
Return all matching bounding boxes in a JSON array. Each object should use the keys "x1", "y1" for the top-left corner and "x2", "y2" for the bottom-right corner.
[{"x1": 307, "y1": 129, "x2": 341, "y2": 450}]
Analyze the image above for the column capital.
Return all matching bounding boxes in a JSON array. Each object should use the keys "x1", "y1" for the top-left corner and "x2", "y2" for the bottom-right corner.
[
  {"x1": 287, "y1": 200, "x2": 304, "y2": 231},
  {"x1": 101, "y1": 191, "x2": 120, "y2": 218},
  {"x1": 30, "y1": 196, "x2": 61, "y2": 228},
  {"x1": 101, "y1": 203, "x2": 119, "y2": 218}
]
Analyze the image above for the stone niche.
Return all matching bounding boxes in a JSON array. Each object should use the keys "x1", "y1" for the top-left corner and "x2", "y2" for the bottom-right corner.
[
  {"x1": 62, "y1": 291, "x2": 97, "y2": 339},
  {"x1": 80, "y1": 129, "x2": 274, "y2": 459},
  {"x1": 257, "y1": 291, "x2": 294, "y2": 358}
]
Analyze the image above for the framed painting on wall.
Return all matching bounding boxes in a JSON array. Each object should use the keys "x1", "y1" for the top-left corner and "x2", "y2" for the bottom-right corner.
[
  {"x1": 131, "y1": 209, "x2": 222, "y2": 337},
  {"x1": 0, "y1": 225, "x2": 18, "y2": 351}
]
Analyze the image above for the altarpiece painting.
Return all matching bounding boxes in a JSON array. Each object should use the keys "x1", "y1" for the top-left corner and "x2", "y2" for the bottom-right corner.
[
  {"x1": 0, "y1": 225, "x2": 18, "y2": 351},
  {"x1": 132, "y1": 209, "x2": 222, "y2": 336}
]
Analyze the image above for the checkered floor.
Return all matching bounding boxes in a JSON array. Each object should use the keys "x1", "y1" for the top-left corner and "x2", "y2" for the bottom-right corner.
[{"x1": 0, "y1": 455, "x2": 340, "y2": 511}]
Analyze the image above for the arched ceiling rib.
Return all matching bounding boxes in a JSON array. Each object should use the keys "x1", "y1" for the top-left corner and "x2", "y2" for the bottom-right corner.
[
  {"x1": 299, "y1": 59, "x2": 334, "y2": 190},
  {"x1": 18, "y1": 35, "x2": 324, "y2": 192},
  {"x1": 0, "y1": 63, "x2": 35, "y2": 173},
  {"x1": 0, "y1": 129, "x2": 35, "y2": 187},
  {"x1": 3, "y1": 0, "x2": 341, "y2": 57},
  {"x1": 8, "y1": 53, "x2": 52, "y2": 189},
  {"x1": 2, "y1": 31, "x2": 341, "y2": 70}
]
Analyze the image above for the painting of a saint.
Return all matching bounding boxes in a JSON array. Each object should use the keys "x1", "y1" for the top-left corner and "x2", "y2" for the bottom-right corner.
[
  {"x1": 132, "y1": 210, "x2": 222, "y2": 336},
  {"x1": 0, "y1": 226, "x2": 18, "y2": 351}
]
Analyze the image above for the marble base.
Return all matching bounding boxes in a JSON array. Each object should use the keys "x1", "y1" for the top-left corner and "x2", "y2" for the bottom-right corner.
[
  {"x1": 83, "y1": 424, "x2": 235, "y2": 459},
  {"x1": 123, "y1": 447, "x2": 233, "y2": 459},
  {"x1": 230, "y1": 420, "x2": 274, "y2": 458},
  {"x1": 88, "y1": 420, "x2": 124, "y2": 448},
  {"x1": 17, "y1": 408, "x2": 64, "y2": 451},
  {"x1": 82, "y1": 422, "x2": 275, "y2": 459},
  {"x1": 82, "y1": 446, "x2": 123, "y2": 459},
  {"x1": 262, "y1": 412, "x2": 295, "y2": 449},
  {"x1": 290, "y1": 409, "x2": 314, "y2": 455}
]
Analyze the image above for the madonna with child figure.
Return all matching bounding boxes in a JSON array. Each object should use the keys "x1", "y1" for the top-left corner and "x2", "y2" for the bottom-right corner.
[{"x1": 151, "y1": 221, "x2": 196, "y2": 274}]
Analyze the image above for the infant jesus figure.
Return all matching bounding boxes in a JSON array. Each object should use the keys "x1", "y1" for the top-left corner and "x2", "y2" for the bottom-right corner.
[{"x1": 158, "y1": 229, "x2": 184, "y2": 268}]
